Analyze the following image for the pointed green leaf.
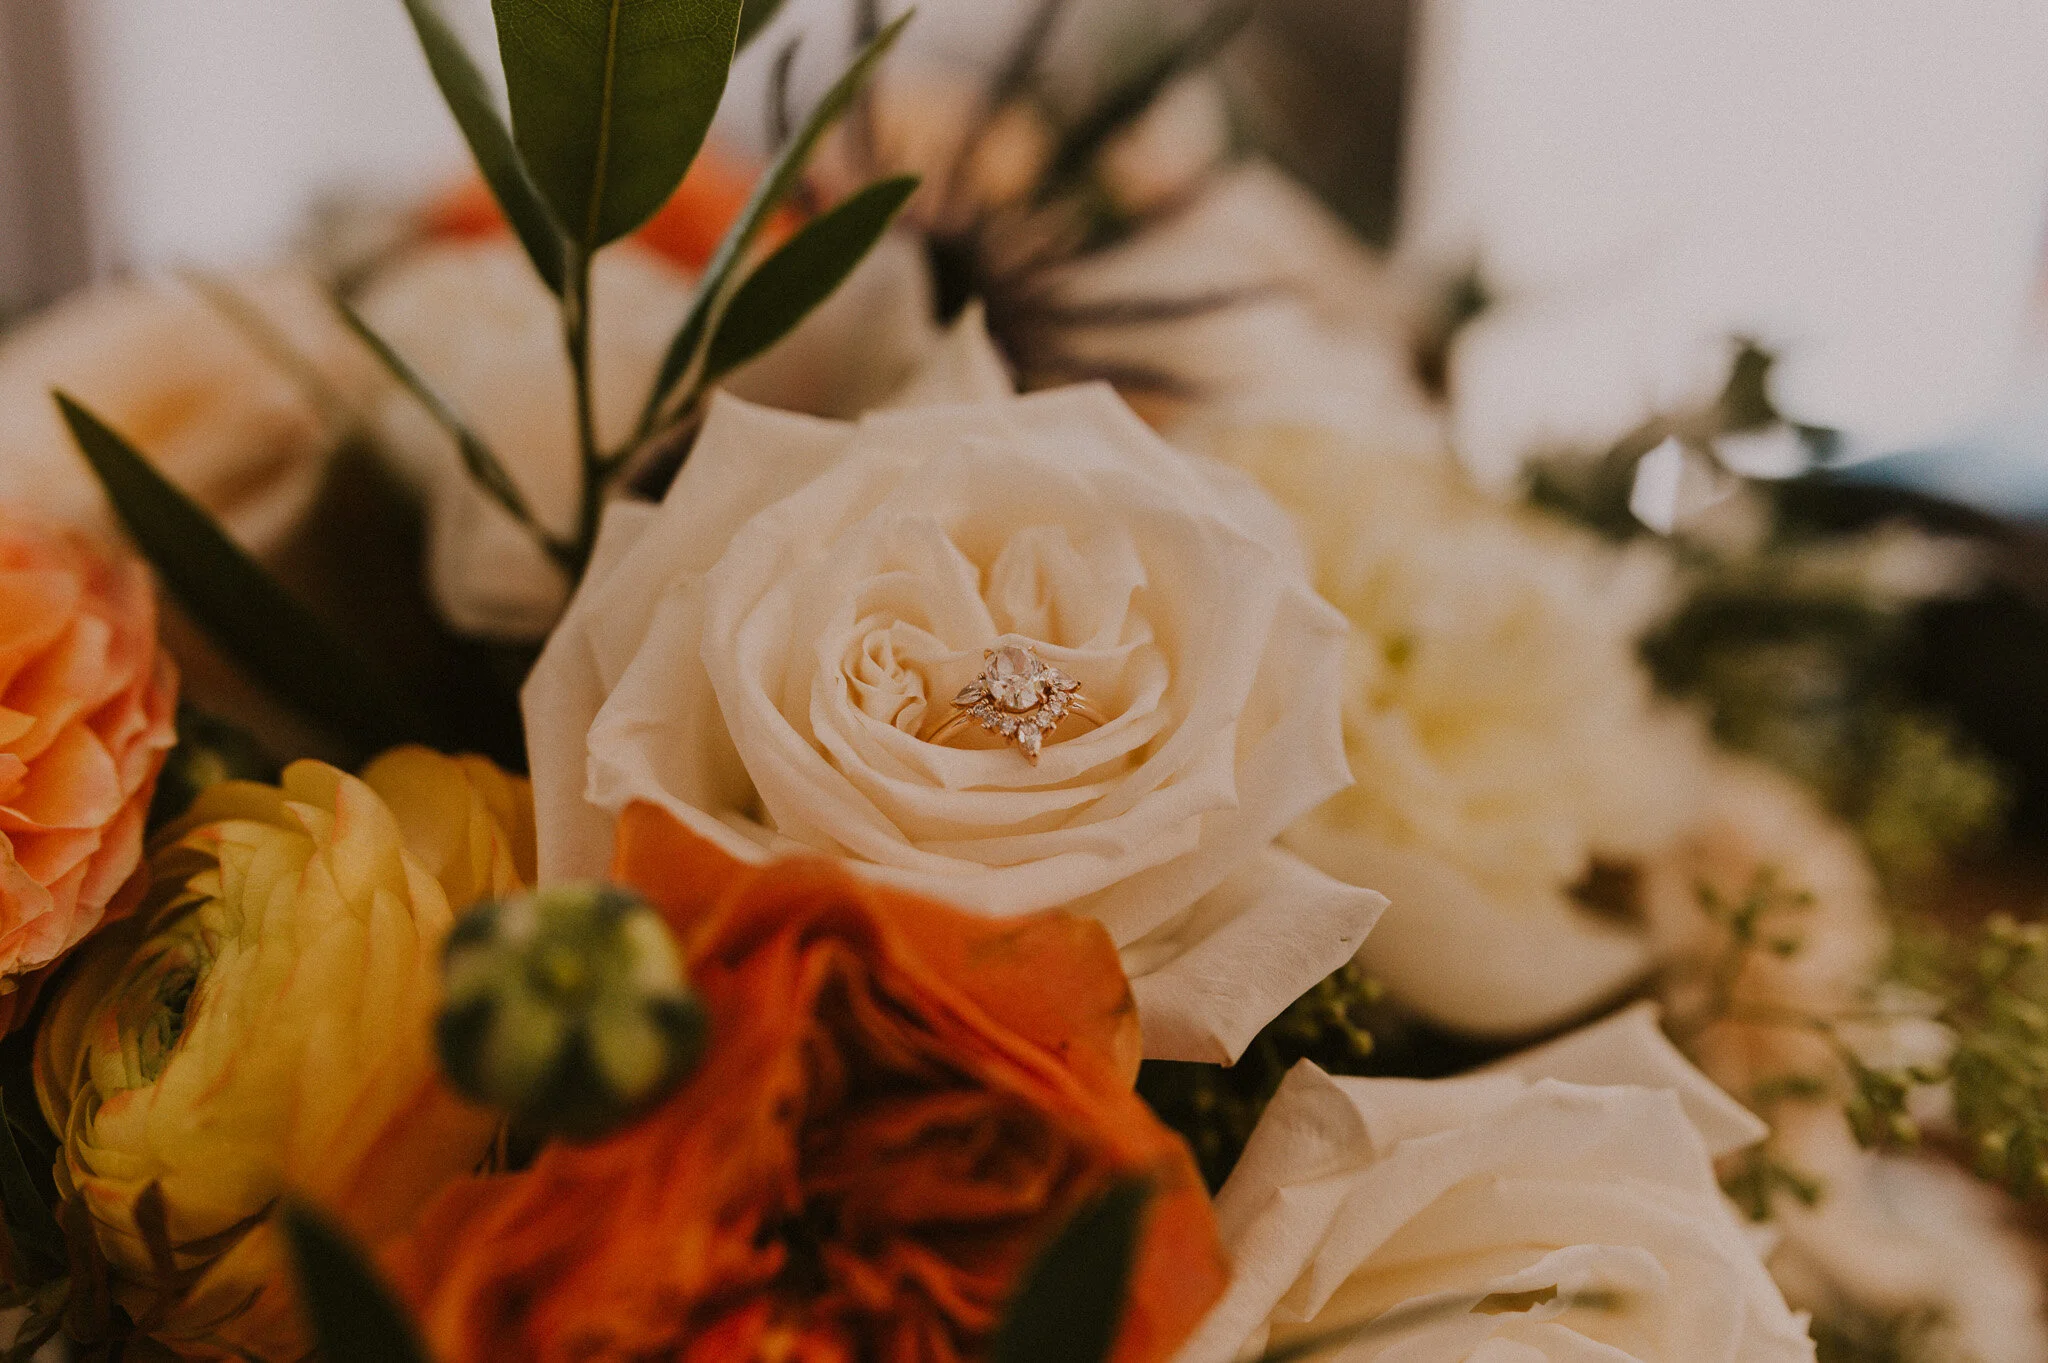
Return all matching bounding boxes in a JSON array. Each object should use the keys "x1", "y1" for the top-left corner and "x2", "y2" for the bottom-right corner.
[
  {"x1": 493, "y1": 0, "x2": 745, "y2": 251},
  {"x1": 281, "y1": 1202, "x2": 434, "y2": 1363},
  {"x1": 993, "y1": 1179, "x2": 1149, "y2": 1363},
  {"x1": 400, "y1": 0, "x2": 568, "y2": 292},
  {"x1": 0, "y1": 1089, "x2": 62, "y2": 1279},
  {"x1": 640, "y1": 10, "x2": 912, "y2": 433},
  {"x1": 55, "y1": 394, "x2": 436, "y2": 753},
  {"x1": 736, "y1": 0, "x2": 788, "y2": 49},
  {"x1": 331, "y1": 299, "x2": 568, "y2": 570},
  {"x1": 701, "y1": 174, "x2": 918, "y2": 384}
]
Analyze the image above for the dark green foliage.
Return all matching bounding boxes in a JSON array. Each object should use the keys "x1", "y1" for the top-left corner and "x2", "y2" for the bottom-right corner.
[
  {"x1": 146, "y1": 707, "x2": 281, "y2": 832},
  {"x1": 57, "y1": 393, "x2": 441, "y2": 757},
  {"x1": 282, "y1": 1203, "x2": 435, "y2": 1363},
  {"x1": 493, "y1": 0, "x2": 745, "y2": 251},
  {"x1": 400, "y1": 0, "x2": 567, "y2": 291},
  {"x1": 701, "y1": 175, "x2": 921, "y2": 383},
  {"x1": 1139, "y1": 964, "x2": 1510, "y2": 1190},
  {"x1": 992, "y1": 1179, "x2": 1150, "y2": 1363}
]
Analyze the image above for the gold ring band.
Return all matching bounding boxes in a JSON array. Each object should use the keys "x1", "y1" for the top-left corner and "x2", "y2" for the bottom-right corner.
[{"x1": 924, "y1": 698, "x2": 1109, "y2": 748}]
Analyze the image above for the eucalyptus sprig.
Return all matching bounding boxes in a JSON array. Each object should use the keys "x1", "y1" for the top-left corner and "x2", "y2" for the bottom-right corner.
[{"x1": 375, "y1": 0, "x2": 921, "y2": 581}]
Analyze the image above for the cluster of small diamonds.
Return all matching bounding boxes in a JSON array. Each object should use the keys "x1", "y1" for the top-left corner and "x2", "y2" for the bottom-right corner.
[{"x1": 951, "y1": 650, "x2": 1084, "y2": 760}]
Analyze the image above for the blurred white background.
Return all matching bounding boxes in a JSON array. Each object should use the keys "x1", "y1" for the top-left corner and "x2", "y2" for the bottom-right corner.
[
  {"x1": 38, "y1": 0, "x2": 1058, "y2": 275},
  {"x1": 7, "y1": 0, "x2": 2048, "y2": 493}
]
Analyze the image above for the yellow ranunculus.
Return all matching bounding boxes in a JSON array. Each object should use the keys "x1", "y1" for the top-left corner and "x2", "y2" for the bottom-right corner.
[{"x1": 33, "y1": 750, "x2": 532, "y2": 1360}]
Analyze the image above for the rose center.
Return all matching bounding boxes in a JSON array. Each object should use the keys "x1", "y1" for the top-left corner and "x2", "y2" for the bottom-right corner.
[{"x1": 987, "y1": 645, "x2": 1047, "y2": 713}]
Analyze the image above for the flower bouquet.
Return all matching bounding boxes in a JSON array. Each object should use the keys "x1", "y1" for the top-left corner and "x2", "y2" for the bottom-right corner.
[{"x1": 2, "y1": 2, "x2": 2047, "y2": 1361}]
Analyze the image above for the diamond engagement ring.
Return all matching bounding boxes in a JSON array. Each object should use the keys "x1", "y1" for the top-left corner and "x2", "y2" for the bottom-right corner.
[{"x1": 924, "y1": 644, "x2": 1106, "y2": 764}]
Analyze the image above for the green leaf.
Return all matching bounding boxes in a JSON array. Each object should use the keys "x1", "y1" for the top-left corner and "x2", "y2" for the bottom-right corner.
[
  {"x1": 493, "y1": 0, "x2": 745, "y2": 251},
  {"x1": 701, "y1": 174, "x2": 918, "y2": 384},
  {"x1": 736, "y1": 0, "x2": 788, "y2": 49},
  {"x1": 55, "y1": 394, "x2": 436, "y2": 754},
  {"x1": 993, "y1": 1178, "x2": 1149, "y2": 1363},
  {"x1": 280, "y1": 1201, "x2": 434, "y2": 1363},
  {"x1": 331, "y1": 299, "x2": 568, "y2": 571},
  {"x1": 0, "y1": 1089, "x2": 61, "y2": 1280},
  {"x1": 639, "y1": 10, "x2": 912, "y2": 434},
  {"x1": 400, "y1": 0, "x2": 568, "y2": 292}
]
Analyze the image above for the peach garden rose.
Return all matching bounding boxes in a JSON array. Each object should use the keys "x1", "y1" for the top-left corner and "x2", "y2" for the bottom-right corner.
[{"x1": 0, "y1": 509, "x2": 176, "y2": 1031}]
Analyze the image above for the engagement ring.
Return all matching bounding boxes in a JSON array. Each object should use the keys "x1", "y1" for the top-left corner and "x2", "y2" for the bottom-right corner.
[{"x1": 924, "y1": 644, "x2": 1106, "y2": 764}]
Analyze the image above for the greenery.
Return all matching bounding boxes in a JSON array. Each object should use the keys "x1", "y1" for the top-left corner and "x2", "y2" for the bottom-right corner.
[
  {"x1": 992, "y1": 1180, "x2": 1151, "y2": 1363},
  {"x1": 58, "y1": 394, "x2": 443, "y2": 758},
  {"x1": 282, "y1": 1203, "x2": 433, "y2": 1363},
  {"x1": 1137, "y1": 964, "x2": 1508, "y2": 1191},
  {"x1": 1861, "y1": 914, "x2": 2048, "y2": 1200},
  {"x1": 62, "y1": 0, "x2": 919, "y2": 759},
  {"x1": 1811, "y1": 1303, "x2": 1953, "y2": 1363},
  {"x1": 1527, "y1": 345, "x2": 2008, "y2": 893},
  {"x1": 1139, "y1": 964, "x2": 1379, "y2": 1189}
]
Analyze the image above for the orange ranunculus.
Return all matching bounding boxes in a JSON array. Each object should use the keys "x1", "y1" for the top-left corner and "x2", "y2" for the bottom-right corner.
[
  {"x1": 389, "y1": 802, "x2": 1228, "y2": 1363},
  {"x1": 0, "y1": 511, "x2": 175, "y2": 1031},
  {"x1": 422, "y1": 142, "x2": 799, "y2": 275}
]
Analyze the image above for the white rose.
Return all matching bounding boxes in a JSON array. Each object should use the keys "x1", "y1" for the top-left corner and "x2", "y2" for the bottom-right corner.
[
  {"x1": 522, "y1": 318, "x2": 1385, "y2": 1062},
  {"x1": 0, "y1": 270, "x2": 362, "y2": 552},
  {"x1": 355, "y1": 235, "x2": 938, "y2": 641},
  {"x1": 1182, "y1": 1004, "x2": 1816, "y2": 1363},
  {"x1": 1213, "y1": 421, "x2": 1710, "y2": 1036}
]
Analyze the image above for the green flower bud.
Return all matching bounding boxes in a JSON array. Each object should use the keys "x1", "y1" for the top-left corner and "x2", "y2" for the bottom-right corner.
[{"x1": 436, "y1": 884, "x2": 707, "y2": 1142}]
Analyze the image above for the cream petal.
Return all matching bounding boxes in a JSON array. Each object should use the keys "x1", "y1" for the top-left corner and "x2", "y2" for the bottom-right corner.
[
  {"x1": 1485, "y1": 1003, "x2": 1767, "y2": 1160},
  {"x1": 1125, "y1": 846, "x2": 1385, "y2": 1063},
  {"x1": 1181, "y1": 1023, "x2": 1814, "y2": 1363},
  {"x1": 1289, "y1": 820, "x2": 1655, "y2": 1038}
]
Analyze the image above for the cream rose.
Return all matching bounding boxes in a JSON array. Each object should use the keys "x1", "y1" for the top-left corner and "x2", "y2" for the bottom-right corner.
[
  {"x1": 1182, "y1": 1004, "x2": 1815, "y2": 1363},
  {"x1": 522, "y1": 320, "x2": 1384, "y2": 1062},
  {"x1": 0, "y1": 270, "x2": 364, "y2": 553},
  {"x1": 356, "y1": 236, "x2": 938, "y2": 641},
  {"x1": 1210, "y1": 421, "x2": 1710, "y2": 1036}
]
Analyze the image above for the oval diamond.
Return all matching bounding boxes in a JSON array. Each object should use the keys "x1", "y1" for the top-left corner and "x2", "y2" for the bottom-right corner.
[{"x1": 987, "y1": 645, "x2": 1047, "y2": 712}]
